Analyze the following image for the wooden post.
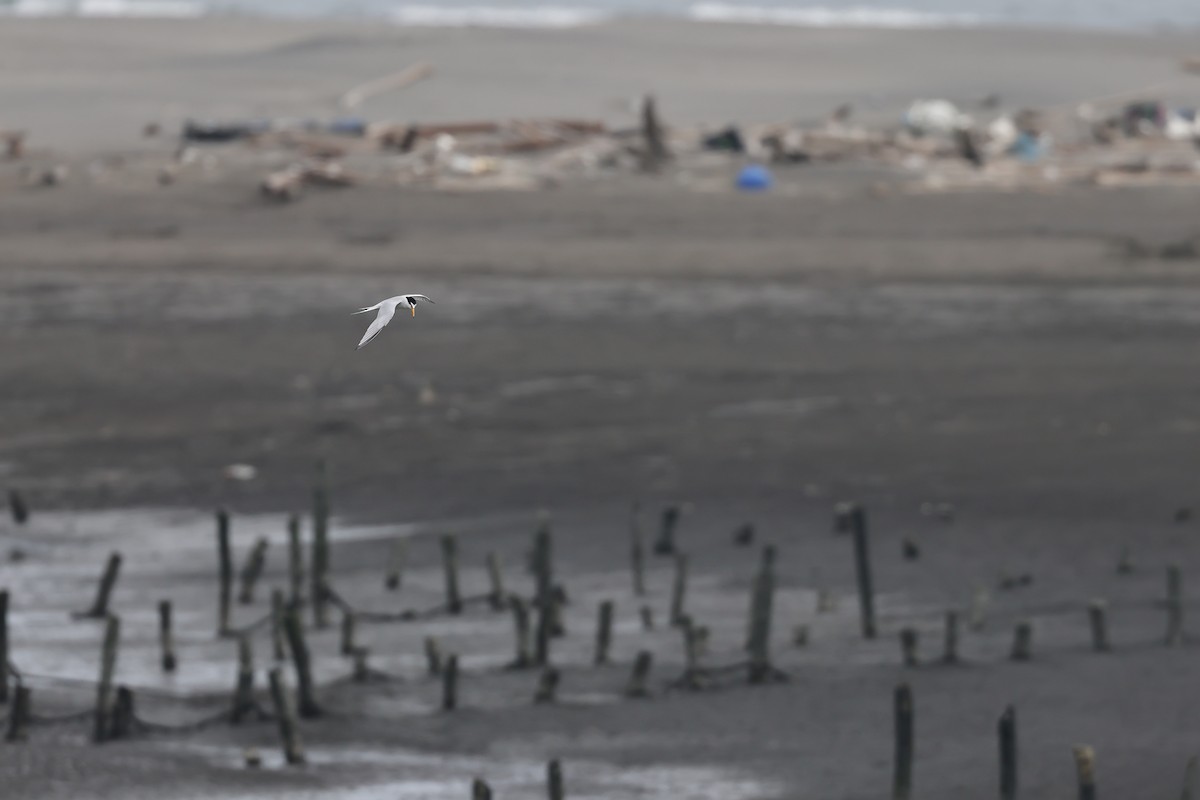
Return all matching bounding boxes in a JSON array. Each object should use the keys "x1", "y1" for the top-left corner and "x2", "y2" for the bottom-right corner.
[
  {"x1": 654, "y1": 505, "x2": 679, "y2": 556},
  {"x1": 1088, "y1": 599, "x2": 1110, "y2": 652},
  {"x1": 352, "y1": 647, "x2": 370, "y2": 683},
  {"x1": 425, "y1": 636, "x2": 443, "y2": 676},
  {"x1": 109, "y1": 686, "x2": 135, "y2": 740},
  {"x1": 158, "y1": 600, "x2": 177, "y2": 672},
  {"x1": 282, "y1": 607, "x2": 320, "y2": 718},
  {"x1": 900, "y1": 628, "x2": 919, "y2": 667},
  {"x1": 472, "y1": 778, "x2": 493, "y2": 800},
  {"x1": 833, "y1": 501, "x2": 855, "y2": 534},
  {"x1": 83, "y1": 552, "x2": 122, "y2": 619},
  {"x1": 679, "y1": 615, "x2": 701, "y2": 689},
  {"x1": 940, "y1": 614, "x2": 960, "y2": 662},
  {"x1": 893, "y1": 683, "x2": 914, "y2": 800},
  {"x1": 669, "y1": 552, "x2": 688, "y2": 627},
  {"x1": 340, "y1": 609, "x2": 357, "y2": 656},
  {"x1": 270, "y1": 589, "x2": 286, "y2": 661},
  {"x1": 630, "y1": 502, "x2": 646, "y2": 596},
  {"x1": 534, "y1": 667, "x2": 559, "y2": 704},
  {"x1": 1166, "y1": 565, "x2": 1184, "y2": 646},
  {"x1": 851, "y1": 506, "x2": 877, "y2": 639},
  {"x1": 640, "y1": 605, "x2": 654, "y2": 631},
  {"x1": 747, "y1": 546, "x2": 776, "y2": 682},
  {"x1": 1011, "y1": 621, "x2": 1032, "y2": 661},
  {"x1": 267, "y1": 667, "x2": 305, "y2": 765},
  {"x1": 238, "y1": 537, "x2": 269, "y2": 605},
  {"x1": 509, "y1": 596, "x2": 532, "y2": 669},
  {"x1": 287, "y1": 514, "x2": 304, "y2": 606},
  {"x1": 311, "y1": 462, "x2": 330, "y2": 629},
  {"x1": 594, "y1": 600, "x2": 614, "y2": 665},
  {"x1": 7, "y1": 489, "x2": 28, "y2": 525},
  {"x1": 231, "y1": 635, "x2": 256, "y2": 723},
  {"x1": 486, "y1": 552, "x2": 506, "y2": 611},
  {"x1": 0, "y1": 591, "x2": 8, "y2": 704},
  {"x1": 93, "y1": 614, "x2": 120, "y2": 743},
  {"x1": 547, "y1": 759, "x2": 565, "y2": 800},
  {"x1": 998, "y1": 705, "x2": 1017, "y2": 800},
  {"x1": 533, "y1": 522, "x2": 554, "y2": 666},
  {"x1": 385, "y1": 538, "x2": 407, "y2": 591},
  {"x1": 640, "y1": 94, "x2": 669, "y2": 172},
  {"x1": 442, "y1": 654, "x2": 459, "y2": 711},
  {"x1": 625, "y1": 650, "x2": 653, "y2": 698},
  {"x1": 441, "y1": 534, "x2": 463, "y2": 614},
  {"x1": 217, "y1": 509, "x2": 233, "y2": 636},
  {"x1": 5, "y1": 686, "x2": 29, "y2": 742},
  {"x1": 1073, "y1": 746, "x2": 1096, "y2": 800}
]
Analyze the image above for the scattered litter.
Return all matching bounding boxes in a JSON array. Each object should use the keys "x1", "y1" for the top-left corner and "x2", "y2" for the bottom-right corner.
[
  {"x1": 735, "y1": 164, "x2": 772, "y2": 192},
  {"x1": 904, "y1": 99, "x2": 972, "y2": 135},
  {"x1": 223, "y1": 464, "x2": 258, "y2": 482},
  {"x1": 703, "y1": 126, "x2": 745, "y2": 153}
]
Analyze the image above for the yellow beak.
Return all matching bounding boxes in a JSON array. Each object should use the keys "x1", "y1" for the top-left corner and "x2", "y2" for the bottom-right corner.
[{"x1": 410, "y1": 306, "x2": 416, "y2": 317}]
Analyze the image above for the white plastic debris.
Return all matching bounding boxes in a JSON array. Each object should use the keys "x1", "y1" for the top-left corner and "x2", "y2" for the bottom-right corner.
[
  {"x1": 904, "y1": 99, "x2": 972, "y2": 135},
  {"x1": 223, "y1": 464, "x2": 258, "y2": 481}
]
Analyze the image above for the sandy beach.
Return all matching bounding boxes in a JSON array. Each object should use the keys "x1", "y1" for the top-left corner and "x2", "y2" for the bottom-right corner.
[{"x1": 3, "y1": 16, "x2": 1200, "y2": 800}]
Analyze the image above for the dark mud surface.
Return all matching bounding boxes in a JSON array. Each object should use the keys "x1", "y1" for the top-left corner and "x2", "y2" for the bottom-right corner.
[{"x1": 2, "y1": 180, "x2": 1200, "y2": 798}]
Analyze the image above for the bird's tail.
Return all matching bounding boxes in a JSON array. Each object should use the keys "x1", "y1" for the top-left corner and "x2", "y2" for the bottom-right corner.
[{"x1": 351, "y1": 307, "x2": 374, "y2": 315}]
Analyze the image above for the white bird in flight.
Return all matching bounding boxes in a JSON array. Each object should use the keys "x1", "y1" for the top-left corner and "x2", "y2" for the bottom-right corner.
[{"x1": 352, "y1": 294, "x2": 435, "y2": 349}]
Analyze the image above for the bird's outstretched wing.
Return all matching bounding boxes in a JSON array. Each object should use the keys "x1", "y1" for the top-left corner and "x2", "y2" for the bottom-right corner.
[
  {"x1": 408, "y1": 294, "x2": 435, "y2": 305},
  {"x1": 357, "y1": 304, "x2": 397, "y2": 349}
]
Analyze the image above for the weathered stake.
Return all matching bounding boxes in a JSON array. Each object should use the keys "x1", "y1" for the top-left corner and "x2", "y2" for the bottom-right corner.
[
  {"x1": 82, "y1": 552, "x2": 122, "y2": 619},
  {"x1": 270, "y1": 589, "x2": 286, "y2": 661},
  {"x1": 238, "y1": 537, "x2": 269, "y2": 605},
  {"x1": 654, "y1": 505, "x2": 679, "y2": 556},
  {"x1": 1073, "y1": 745, "x2": 1097, "y2": 800},
  {"x1": 0, "y1": 591, "x2": 9, "y2": 704},
  {"x1": 287, "y1": 514, "x2": 304, "y2": 606},
  {"x1": 851, "y1": 506, "x2": 877, "y2": 639},
  {"x1": 5, "y1": 685, "x2": 30, "y2": 742},
  {"x1": 472, "y1": 778, "x2": 493, "y2": 800},
  {"x1": 217, "y1": 509, "x2": 233, "y2": 635},
  {"x1": 7, "y1": 489, "x2": 28, "y2": 525},
  {"x1": 594, "y1": 600, "x2": 614, "y2": 665},
  {"x1": 486, "y1": 552, "x2": 506, "y2": 611},
  {"x1": 547, "y1": 758, "x2": 565, "y2": 800},
  {"x1": 630, "y1": 502, "x2": 646, "y2": 596},
  {"x1": 625, "y1": 651, "x2": 653, "y2": 698},
  {"x1": 282, "y1": 607, "x2": 321, "y2": 718},
  {"x1": 311, "y1": 462, "x2": 331, "y2": 629},
  {"x1": 999, "y1": 705, "x2": 1017, "y2": 800},
  {"x1": 267, "y1": 667, "x2": 306, "y2": 765},
  {"x1": 509, "y1": 596, "x2": 532, "y2": 669},
  {"x1": 1166, "y1": 565, "x2": 1184, "y2": 646},
  {"x1": 900, "y1": 628, "x2": 919, "y2": 668},
  {"x1": 425, "y1": 636, "x2": 443, "y2": 676},
  {"x1": 158, "y1": 600, "x2": 177, "y2": 673},
  {"x1": 93, "y1": 614, "x2": 120, "y2": 743},
  {"x1": 943, "y1": 610, "x2": 959, "y2": 664},
  {"x1": 640, "y1": 605, "x2": 654, "y2": 631},
  {"x1": 1011, "y1": 621, "x2": 1033, "y2": 661},
  {"x1": 442, "y1": 654, "x2": 459, "y2": 711},
  {"x1": 669, "y1": 552, "x2": 689, "y2": 627},
  {"x1": 534, "y1": 667, "x2": 559, "y2": 704},
  {"x1": 231, "y1": 635, "x2": 256, "y2": 723},
  {"x1": 640, "y1": 94, "x2": 669, "y2": 172},
  {"x1": 109, "y1": 686, "x2": 135, "y2": 740},
  {"x1": 352, "y1": 647, "x2": 371, "y2": 683},
  {"x1": 385, "y1": 538, "x2": 407, "y2": 591},
  {"x1": 893, "y1": 683, "x2": 914, "y2": 800},
  {"x1": 533, "y1": 522, "x2": 555, "y2": 666},
  {"x1": 340, "y1": 609, "x2": 357, "y2": 656},
  {"x1": 747, "y1": 546, "x2": 777, "y2": 682},
  {"x1": 441, "y1": 534, "x2": 463, "y2": 614},
  {"x1": 1088, "y1": 599, "x2": 1110, "y2": 652}
]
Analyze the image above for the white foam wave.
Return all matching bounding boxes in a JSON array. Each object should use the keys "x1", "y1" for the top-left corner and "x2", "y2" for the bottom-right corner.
[
  {"x1": 688, "y1": 3, "x2": 976, "y2": 27},
  {"x1": 0, "y1": 0, "x2": 203, "y2": 17},
  {"x1": 389, "y1": 4, "x2": 607, "y2": 27}
]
